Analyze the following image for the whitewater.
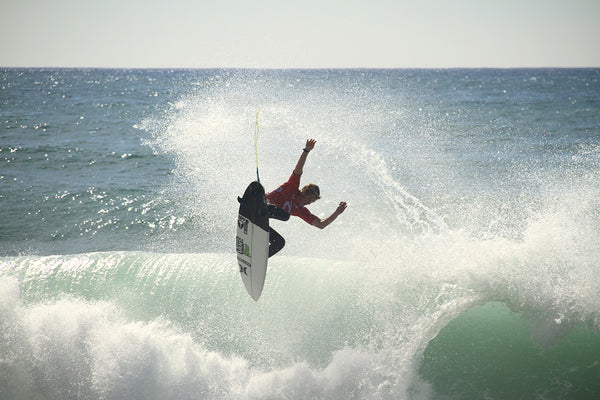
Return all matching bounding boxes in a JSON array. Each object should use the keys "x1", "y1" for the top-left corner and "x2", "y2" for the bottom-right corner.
[{"x1": 1, "y1": 68, "x2": 599, "y2": 399}]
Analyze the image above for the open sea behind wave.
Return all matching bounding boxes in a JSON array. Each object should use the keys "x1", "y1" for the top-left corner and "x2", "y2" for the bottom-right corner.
[{"x1": 1, "y1": 68, "x2": 599, "y2": 399}]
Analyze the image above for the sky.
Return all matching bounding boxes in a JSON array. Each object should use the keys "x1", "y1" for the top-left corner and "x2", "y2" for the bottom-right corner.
[{"x1": 1, "y1": 0, "x2": 599, "y2": 68}]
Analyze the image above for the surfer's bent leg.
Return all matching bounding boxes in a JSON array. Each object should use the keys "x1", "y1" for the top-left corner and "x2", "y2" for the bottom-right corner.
[
  {"x1": 268, "y1": 227, "x2": 285, "y2": 257},
  {"x1": 267, "y1": 204, "x2": 290, "y2": 221}
]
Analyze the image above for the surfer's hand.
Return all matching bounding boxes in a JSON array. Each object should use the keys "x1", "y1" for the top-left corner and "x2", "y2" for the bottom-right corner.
[
  {"x1": 304, "y1": 139, "x2": 316, "y2": 152},
  {"x1": 313, "y1": 201, "x2": 347, "y2": 229}
]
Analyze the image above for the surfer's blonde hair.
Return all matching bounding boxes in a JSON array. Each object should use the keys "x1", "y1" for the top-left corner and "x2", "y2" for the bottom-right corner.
[{"x1": 301, "y1": 183, "x2": 321, "y2": 199}]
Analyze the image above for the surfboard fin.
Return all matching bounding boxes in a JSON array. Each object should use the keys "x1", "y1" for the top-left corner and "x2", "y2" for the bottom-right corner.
[{"x1": 268, "y1": 227, "x2": 285, "y2": 257}]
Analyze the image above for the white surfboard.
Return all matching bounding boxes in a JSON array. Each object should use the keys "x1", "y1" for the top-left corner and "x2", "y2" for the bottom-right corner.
[{"x1": 236, "y1": 181, "x2": 270, "y2": 301}]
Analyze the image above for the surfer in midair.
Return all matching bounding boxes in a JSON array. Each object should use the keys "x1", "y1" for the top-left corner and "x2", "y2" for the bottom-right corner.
[{"x1": 266, "y1": 139, "x2": 348, "y2": 256}]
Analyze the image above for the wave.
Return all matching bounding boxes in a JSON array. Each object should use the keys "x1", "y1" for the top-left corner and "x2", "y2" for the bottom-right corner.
[
  {"x1": 1, "y1": 246, "x2": 598, "y2": 399},
  {"x1": 0, "y1": 275, "x2": 248, "y2": 400},
  {"x1": 421, "y1": 302, "x2": 600, "y2": 399}
]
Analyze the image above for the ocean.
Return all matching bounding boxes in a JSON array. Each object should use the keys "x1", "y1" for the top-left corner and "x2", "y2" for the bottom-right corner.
[{"x1": 1, "y1": 68, "x2": 599, "y2": 399}]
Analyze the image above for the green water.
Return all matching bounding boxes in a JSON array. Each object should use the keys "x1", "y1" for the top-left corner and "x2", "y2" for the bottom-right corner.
[{"x1": 420, "y1": 302, "x2": 600, "y2": 400}]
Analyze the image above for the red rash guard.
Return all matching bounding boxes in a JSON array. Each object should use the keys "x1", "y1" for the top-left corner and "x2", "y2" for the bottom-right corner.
[{"x1": 266, "y1": 173, "x2": 318, "y2": 225}]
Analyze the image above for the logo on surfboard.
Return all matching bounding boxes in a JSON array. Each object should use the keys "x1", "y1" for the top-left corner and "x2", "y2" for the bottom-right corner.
[
  {"x1": 237, "y1": 216, "x2": 249, "y2": 234},
  {"x1": 237, "y1": 242, "x2": 252, "y2": 276},
  {"x1": 236, "y1": 236, "x2": 251, "y2": 257}
]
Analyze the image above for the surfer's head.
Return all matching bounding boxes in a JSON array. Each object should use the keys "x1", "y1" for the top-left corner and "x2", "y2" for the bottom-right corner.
[
  {"x1": 299, "y1": 183, "x2": 321, "y2": 205},
  {"x1": 302, "y1": 183, "x2": 320, "y2": 199}
]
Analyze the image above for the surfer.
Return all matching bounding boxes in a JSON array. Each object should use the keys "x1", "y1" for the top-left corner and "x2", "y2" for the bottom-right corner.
[{"x1": 266, "y1": 139, "x2": 348, "y2": 256}]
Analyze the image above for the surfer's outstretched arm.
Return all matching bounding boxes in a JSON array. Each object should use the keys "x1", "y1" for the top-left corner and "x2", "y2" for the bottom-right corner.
[
  {"x1": 293, "y1": 139, "x2": 316, "y2": 175},
  {"x1": 312, "y1": 201, "x2": 348, "y2": 229}
]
